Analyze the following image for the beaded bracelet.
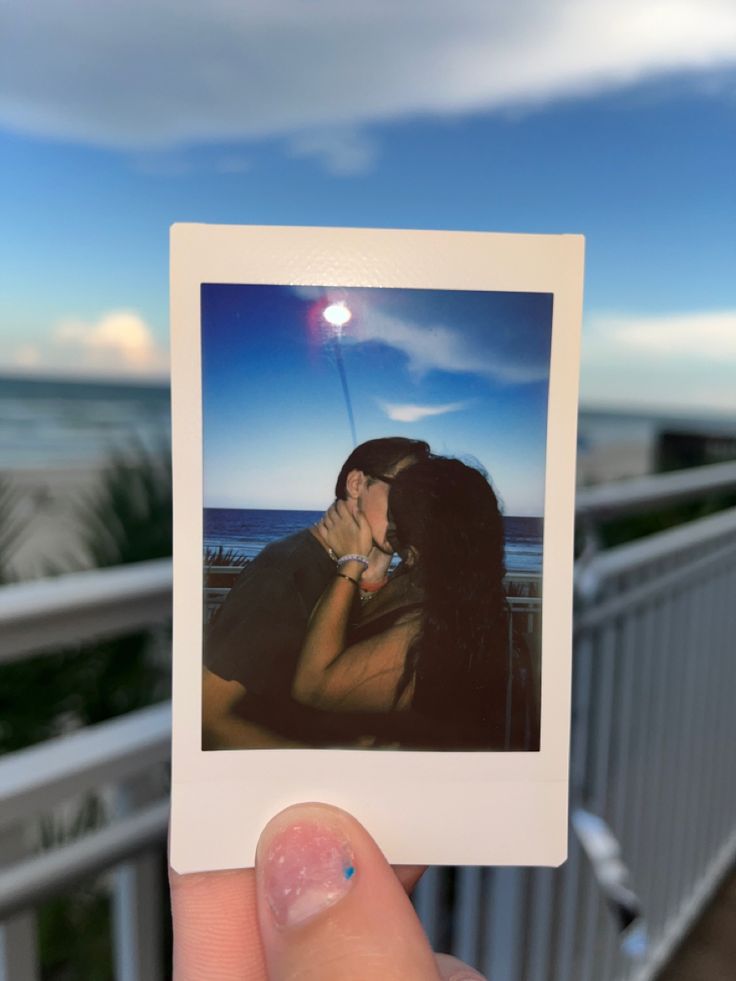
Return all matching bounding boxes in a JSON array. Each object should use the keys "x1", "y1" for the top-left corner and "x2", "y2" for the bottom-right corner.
[{"x1": 336, "y1": 553, "x2": 370, "y2": 569}]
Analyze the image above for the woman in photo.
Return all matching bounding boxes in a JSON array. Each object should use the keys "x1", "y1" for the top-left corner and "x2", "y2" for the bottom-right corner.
[{"x1": 292, "y1": 456, "x2": 537, "y2": 749}]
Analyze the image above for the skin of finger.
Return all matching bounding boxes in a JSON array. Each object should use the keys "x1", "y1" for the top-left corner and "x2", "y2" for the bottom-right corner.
[
  {"x1": 169, "y1": 866, "x2": 267, "y2": 981},
  {"x1": 168, "y1": 862, "x2": 425, "y2": 981},
  {"x1": 394, "y1": 864, "x2": 426, "y2": 893},
  {"x1": 435, "y1": 952, "x2": 489, "y2": 980},
  {"x1": 255, "y1": 803, "x2": 442, "y2": 981},
  {"x1": 325, "y1": 504, "x2": 367, "y2": 555},
  {"x1": 355, "y1": 509, "x2": 374, "y2": 554}
]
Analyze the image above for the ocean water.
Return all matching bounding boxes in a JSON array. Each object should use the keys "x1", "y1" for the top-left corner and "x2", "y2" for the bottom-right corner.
[
  {"x1": 204, "y1": 507, "x2": 543, "y2": 574},
  {"x1": 0, "y1": 375, "x2": 170, "y2": 468}
]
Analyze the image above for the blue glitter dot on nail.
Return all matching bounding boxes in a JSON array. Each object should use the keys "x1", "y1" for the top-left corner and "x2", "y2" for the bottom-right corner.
[{"x1": 344, "y1": 865, "x2": 355, "y2": 880}]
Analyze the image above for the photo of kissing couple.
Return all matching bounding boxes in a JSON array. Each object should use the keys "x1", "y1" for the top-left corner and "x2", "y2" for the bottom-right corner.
[{"x1": 200, "y1": 283, "x2": 550, "y2": 753}]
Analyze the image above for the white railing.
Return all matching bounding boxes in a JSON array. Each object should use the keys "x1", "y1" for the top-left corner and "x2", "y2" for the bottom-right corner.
[
  {"x1": 1, "y1": 460, "x2": 735, "y2": 980},
  {"x1": 0, "y1": 559, "x2": 172, "y2": 664},
  {"x1": 0, "y1": 562, "x2": 173, "y2": 981},
  {"x1": 0, "y1": 706, "x2": 170, "y2": 981}
]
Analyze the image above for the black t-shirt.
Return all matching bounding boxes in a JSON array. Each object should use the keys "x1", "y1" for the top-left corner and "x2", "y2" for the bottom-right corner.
[{"x1": 204, "y1": 529, "x2": 335, "y2": 697}]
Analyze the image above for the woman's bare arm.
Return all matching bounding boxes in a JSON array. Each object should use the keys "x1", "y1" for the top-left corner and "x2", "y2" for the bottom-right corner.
[
  {"x1": 294, "y1": 500, "x2": 419, "y2": 712},
  {"x1": 292, "y1": 568, "x2": 419, "y2": 712}
]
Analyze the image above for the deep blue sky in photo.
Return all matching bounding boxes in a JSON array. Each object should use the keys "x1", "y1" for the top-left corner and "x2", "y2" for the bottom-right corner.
[{"x1": 202, "y1": 284, "x2": 552, "y2": 514}]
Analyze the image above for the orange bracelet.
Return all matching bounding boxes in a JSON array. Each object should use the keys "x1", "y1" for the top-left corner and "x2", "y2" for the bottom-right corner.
[{"x1": 359, "y1": 577, "x2": 389, "y2": 593}]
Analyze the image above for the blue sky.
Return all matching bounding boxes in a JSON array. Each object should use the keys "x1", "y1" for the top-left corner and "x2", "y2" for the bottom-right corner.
[
  {"x1": 202, "y1": 285, "x2": 552, "y2": 513},
  {"x1": 1, "y1": 1, "x2": 735, "y2": 414}
]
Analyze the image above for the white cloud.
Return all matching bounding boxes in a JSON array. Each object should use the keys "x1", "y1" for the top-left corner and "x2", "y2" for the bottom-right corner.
[
  {"x1": 7, "y1": 310, "x2": 169, "y2": 380},
  {"x1": 581, "y1": 308, "x2": 736, "y2": 413},
  {"x1": 13, "y1": 344, "x2": 41, "y2": 368},
  {"x1": 1, "y1": 1, "x2": 735, "y2": 152},
  {"x1": 379, "y1": 400, "x2": 470, "y2": 422},
  {"x1": 347, "y1": 309, "x2": 548, "y2": 383},
  {"x1": 131, "y1": 153, "x2": 197, "y2": 177},
  {"x1": 214, "y1": 154, "x2": 251, "y2": 174},
  {"x1": 131, "y1": 151, "x2": 251, "y2": 177},
  {"x1": 594, "y1": 309, "x2": 736, "y2": 359},
  {"x1": 288, "y1": 128, "x2": 378, "y2": 176}
]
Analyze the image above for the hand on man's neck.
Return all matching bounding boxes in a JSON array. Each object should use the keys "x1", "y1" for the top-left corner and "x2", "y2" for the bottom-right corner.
[
  {"x1": 309, "y1": 523, "x2": 333, "y2": 554},
  {"x1": 310, "y1": 510, "x2": 392, "y2": 583},
  {"x1": 311, "y1": 497, "x2": 360, "y2": 553}
]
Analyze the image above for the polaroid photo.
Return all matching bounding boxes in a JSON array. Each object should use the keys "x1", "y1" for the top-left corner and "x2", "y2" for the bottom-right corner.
[{"x1": 169, "y1": 224, "x2": 584, "y2": 873}]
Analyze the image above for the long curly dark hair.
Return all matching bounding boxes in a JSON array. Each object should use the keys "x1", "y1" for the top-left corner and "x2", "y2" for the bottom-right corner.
[{"x1": 388, "y1": 457, "x2": 509, "y2": 742}]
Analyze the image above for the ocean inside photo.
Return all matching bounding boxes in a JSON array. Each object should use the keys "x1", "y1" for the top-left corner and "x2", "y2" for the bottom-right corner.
[{"x1": 204, "y1": 507, "x2": 543, "y2": 574}]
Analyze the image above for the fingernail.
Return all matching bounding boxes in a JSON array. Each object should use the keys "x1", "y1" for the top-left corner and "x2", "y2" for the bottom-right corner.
[{"x1": 261, "y1": 820, "x2": 356, "y2": 928}]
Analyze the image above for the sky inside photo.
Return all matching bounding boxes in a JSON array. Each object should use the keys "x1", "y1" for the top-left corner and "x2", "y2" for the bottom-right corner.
[{"x1": 202, "y1": 284, "x2": 552, "y2": 514}]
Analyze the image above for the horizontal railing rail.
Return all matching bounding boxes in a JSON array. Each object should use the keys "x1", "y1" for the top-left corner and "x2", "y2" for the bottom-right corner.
[
  {"x1": 204, "y1": 578, "x2": 542, "y2": 623},
  {"x1": 575, "y1": 504, "x2": 736, "y2": 606},
  {"x1": 0, "y1": 704, "x2": 171, "y2": 830},
  {"x1": 0, "y1": 559, "x2": 172, "y2": 664},
  {"x1": 0, "y1": 802, "x2": 169, "y2": 922},
  {"x1": 575, "y1": 458, "x2": 736, "y2": 521},
  {"x1": 204, "y1": 564, "x2": 545, "y2": 583}
]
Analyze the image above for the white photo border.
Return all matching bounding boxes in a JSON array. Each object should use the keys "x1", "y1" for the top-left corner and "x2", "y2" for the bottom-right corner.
[{"x1": 170, "y1": 224, "x2": 584, "y2": 872}]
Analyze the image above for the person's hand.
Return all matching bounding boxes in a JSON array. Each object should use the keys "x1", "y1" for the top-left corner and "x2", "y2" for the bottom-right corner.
[
  {"x1": 317, "y1": 500, "x2": 373, "y2": 559},
  {"x1": 362, "y1": 544, "x2": 393, "y2": 584},
  {"x1": 170, "y1": 801, "x2": 487, "y2": 980}
]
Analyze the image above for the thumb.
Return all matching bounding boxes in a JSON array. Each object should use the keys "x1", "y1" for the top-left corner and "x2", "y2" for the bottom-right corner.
[{"x1": 255, "y1": 802, "x2": 485, "y2": 981}]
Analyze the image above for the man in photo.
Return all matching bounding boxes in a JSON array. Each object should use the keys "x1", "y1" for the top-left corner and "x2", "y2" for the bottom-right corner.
[{"x1": 202, "y1": 436, "x2": 430, "y2": 749}]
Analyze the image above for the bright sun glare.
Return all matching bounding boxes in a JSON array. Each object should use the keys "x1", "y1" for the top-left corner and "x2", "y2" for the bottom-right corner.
[{"x1": 322, "y1": 302, "x2": 352, "y2": 329}]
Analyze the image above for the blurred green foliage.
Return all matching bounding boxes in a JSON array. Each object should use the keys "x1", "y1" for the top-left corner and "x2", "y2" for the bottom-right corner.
[
  {"x1": 595, "y1": 490, "x2": 736, "y2": 551},
  {"x1": 77, "y1": 442, "x2": 173, "y2": 567},
  {"x1": 39, "y1": 890, "x2": 113, "y2": 981},
  {"x1": 0, "y1": 445, "x2": 172, "y2": 753},
  {"x1": 0, "y1": 474, "x2": 27, "y2": 585}
]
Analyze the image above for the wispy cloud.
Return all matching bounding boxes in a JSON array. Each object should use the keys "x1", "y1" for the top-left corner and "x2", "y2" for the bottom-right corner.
[
  {"x1": 347, "y1": 310, "x2": 548, "y2": 383},
  {"x1": 581, "y1": 308, "x2": 736, "y2": 412},
  {"x1": 131, "y1": 151, "x2": 251, "y2": 177},
  {"x1": 213, "y1": 154, "x2": 251, "y2": 174},
  {"x1": 379, "y1": 400, "x2": 470, "y2": 423},
  {"x1": 5, "y1": 310, "x2": 169, "y2": 380},
  {"x1": 594, "y1": 309, "x2": 736, "y2": 359},
  {"x1": 288, "y1": 128, "x2": 378, "y2": 176},
  {"x1": 2, "y1": 1, "x2": 735, "y2": 155}
]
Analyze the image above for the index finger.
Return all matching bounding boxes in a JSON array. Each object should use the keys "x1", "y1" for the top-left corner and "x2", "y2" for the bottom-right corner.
[
  {"x1": 169, "y1": 861, "x2": 427, "y2": 980},
  {"x1": 334, "y1": 499, "x2": 356, "y2": 521},
  {"x1": 169, "y1": 865, "x2": 266, "y2": 981}
]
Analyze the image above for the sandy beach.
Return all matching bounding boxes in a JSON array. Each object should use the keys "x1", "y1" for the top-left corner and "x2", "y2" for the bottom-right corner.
[{"x1": 1, "y1": 465, "x2": 107, "y2": 581}]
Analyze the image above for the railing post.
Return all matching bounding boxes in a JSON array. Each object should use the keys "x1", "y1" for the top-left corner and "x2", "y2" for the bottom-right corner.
[
  {"x1": 453, "y1": 867, "x2": 484, "y2": 968},
  {"x1": 484, "y1": 867, "x2": 526, "y2": 980},
  {"x1": 0, "y1": 825, "x2": 40, "y2": 981},
  {"x1": 110, "y1": 775, "x2": 164, "y2": 981},
  {"x1": 412, "y1": 866, "x2": 444, "y2": 951}
]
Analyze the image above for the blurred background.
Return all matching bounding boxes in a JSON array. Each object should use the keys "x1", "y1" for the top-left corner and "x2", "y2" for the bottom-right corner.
[{"x1": 1, "y1": 2, "x2": 735, "y2": 979}]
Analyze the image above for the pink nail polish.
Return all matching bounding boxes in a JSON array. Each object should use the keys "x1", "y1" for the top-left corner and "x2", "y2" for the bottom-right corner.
[{"x1": 262, "y1": 821, "x2": 356, "y2": 928}]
